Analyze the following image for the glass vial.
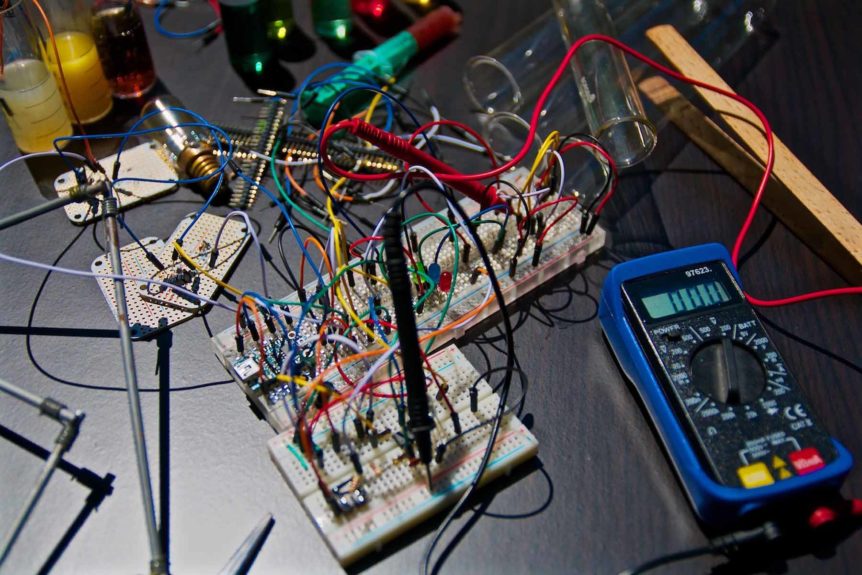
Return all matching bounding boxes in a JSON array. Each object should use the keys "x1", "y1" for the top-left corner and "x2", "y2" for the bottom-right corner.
[
  {"x1": 219, "y1": 0, "x2": 275, "y2": 76},
  {"x1": 552, "y1": 0, "x2": 656, "y2": 167},
  {"x1": 0, "y1": 0, "x2": 73, "y2": 152},
  {"x1": 311, "y1": 0, "x2": 352, "y2": 43},
  {"x1": 36, "y1": 0, "x2": 114, "y2": 123},
  {"x1": 265, "y1": 0, "x2": 295, "y2": 46},
  {"x1": 91, "y1": 0, "x2": 156, "y2": 98}
]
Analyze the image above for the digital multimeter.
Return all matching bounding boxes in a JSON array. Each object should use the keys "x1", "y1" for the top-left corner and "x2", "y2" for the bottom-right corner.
[{"x1": 599, "y1": 243, "x2": 853, "y2": 526}]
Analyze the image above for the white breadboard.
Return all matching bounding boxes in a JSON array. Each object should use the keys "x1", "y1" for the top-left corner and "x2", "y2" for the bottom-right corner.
[
  {"x1": 268, "y1": 344, "x2": 539, "y2": 566},
  {"x1": 212, "y1": 187, "x2": 604, "y2": 432},
  {"x1": 91, "y1": 213, "x2": 249, "y2": 339},
  {"x1": 55, "y1": 142, "x2": 177, "y2": 225}
]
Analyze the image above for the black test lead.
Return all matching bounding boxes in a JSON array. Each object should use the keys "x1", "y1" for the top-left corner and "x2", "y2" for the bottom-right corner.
[{"x1": 382, "y1": 210, "x2": 435, "y2": 489}]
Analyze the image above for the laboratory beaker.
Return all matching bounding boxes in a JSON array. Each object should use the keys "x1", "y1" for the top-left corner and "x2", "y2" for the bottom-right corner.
[
  {"x1": 0, "y1": 0, "x2": 73, "y2": 153},
  {"x1": 91, "y1": 0, "x2": 156, "y2": 98},
  {"x1": 35, "y1": 0, "x2": 114, "y2": 123}
]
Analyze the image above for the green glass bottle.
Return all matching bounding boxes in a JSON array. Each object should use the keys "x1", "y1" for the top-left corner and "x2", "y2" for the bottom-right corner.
[
  {"x1": 218, "y1": 0, "x2": 274, "y2": 76},
  {"x1": 311, "y1": 0, "x2": 353, "y2": 42},
  {"x1": 265, "y1": 0, "x2": 295, "y2": 45}
]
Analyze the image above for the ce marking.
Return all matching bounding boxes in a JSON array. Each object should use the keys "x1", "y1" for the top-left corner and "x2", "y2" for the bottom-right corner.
[{"x1": 783, "y1": 403, "x2": 808, "y2": 421}]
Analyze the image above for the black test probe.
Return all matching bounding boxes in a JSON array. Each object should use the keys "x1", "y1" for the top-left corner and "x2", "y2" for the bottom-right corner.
[{"x1": 382, "y1": 210, "x2": 435, "y2": 487}]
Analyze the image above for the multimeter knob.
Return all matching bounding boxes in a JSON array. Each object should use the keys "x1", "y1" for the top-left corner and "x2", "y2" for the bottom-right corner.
[{"x1": 690, "y1": 338, "x2": 766, "y2": 404}]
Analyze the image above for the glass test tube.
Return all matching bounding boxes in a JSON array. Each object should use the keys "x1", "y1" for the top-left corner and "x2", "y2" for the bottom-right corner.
[
  {"x1": 311, "y1": 0, "x2": 353, "y2": 43},
  {"x1": 91, "y1": 0, "x2": 156, "y2": 98},
  {"x1": 552, "y1": 0, "x2": 656, "y2": 168},
  {"x1": 265, "y1": 0, "x2": 296, "y2": 46},
  {"x1": 36, "y1": 0, "x2": 114, "y2": 123},
  {"x1": 0, "y1": 0, "x2": 73, "y2": 153},
  {"x1": 219, "y1": 0, "x2": 275, "y2": 76}
]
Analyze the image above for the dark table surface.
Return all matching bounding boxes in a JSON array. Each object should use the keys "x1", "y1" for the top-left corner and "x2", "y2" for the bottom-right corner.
[{"x1": 1, "y1": 1, "x2": 860, "y2": 574}]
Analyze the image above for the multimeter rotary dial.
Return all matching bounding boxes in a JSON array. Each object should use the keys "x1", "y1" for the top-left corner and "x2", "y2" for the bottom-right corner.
[{"x1": 690, "y1": 338, "x2": 766, "y2": 404}]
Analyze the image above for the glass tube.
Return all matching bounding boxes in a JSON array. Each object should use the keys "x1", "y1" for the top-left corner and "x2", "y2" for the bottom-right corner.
[
  {"x1": 91, "y1": 0, "x2": 156, "y2": 98},
  {"x1": 219, "y1": 0, "x2": 275, "y2": 76},
  {"x1": 552, "y1": 0, "x2": 656, "y2": 168},
  {"x1": 311, "y1": 0, "x2": 353, "y2": 43},
  {"x1": 265, "y1": 0, "x2": 296, "y2": 46},
  {"x1": 0, "y1": 0, "x2": 73, "y2": 153},
  {"x1": 35, "y1": 0, "x2": 114, "y2": 123}
]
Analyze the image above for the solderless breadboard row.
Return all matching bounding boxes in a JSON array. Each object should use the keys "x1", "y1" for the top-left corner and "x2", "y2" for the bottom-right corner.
[
  {"x1": 212, "y1": 187, "x2": 604, "y2": 432},
  {"x1": 92, "y1": 213, "x2": 249, "y2": 339},
  {"x1": 268, "y1": 344, "x2": 539, "y2": 566}
]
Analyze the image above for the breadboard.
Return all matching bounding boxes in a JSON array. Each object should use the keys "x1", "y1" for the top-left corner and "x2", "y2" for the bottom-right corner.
[
  {"x1": 267, "y1": 344, "x2": 539, "y2": 566},
  {"x1": 212, "y1": 182, "x2": 604, "y2": 432},
  {"x1": 91, "y1": 213, "x2": 249, "y2": 339},
  {"x1": 55, "y1": 142, "x2": 177, "y2": 225}
]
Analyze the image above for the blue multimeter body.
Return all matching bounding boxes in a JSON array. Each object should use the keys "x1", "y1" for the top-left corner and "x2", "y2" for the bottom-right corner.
[{"x1": 598, "y1": 243, "x2": 852, "y2": 526}]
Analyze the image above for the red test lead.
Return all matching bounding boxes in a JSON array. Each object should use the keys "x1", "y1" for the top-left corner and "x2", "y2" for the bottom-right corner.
[{"x1": 322, "y1": 118, "x2": 502, "y2": 209}]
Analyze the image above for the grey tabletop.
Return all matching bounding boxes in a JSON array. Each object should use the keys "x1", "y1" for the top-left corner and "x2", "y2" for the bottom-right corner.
[{"x1": 1, "y1": 1, "x2": 860, "y2": 574}]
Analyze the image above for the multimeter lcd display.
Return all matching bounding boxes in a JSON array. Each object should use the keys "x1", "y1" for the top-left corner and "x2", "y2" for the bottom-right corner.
[{"x1": 623, "y1": 260, "x2": 743, "y2": 323}]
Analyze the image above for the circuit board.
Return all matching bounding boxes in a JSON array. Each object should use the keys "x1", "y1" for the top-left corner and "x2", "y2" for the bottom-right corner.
[
  {"x1": 212, "y1": 188, "x2": 605, "y2": 432},
  {"x1": 91, "y1": 213, "x2": 249, "y2": 339},
  {"x1": 268, "y1": 344, "x2": 539, "y2": 566},
  {"x1": 55, "y1": 142, "x2": 178, "y2": 225},
  {"x1": 221, "y1": 98, "x2": 288, "y2": 210}
]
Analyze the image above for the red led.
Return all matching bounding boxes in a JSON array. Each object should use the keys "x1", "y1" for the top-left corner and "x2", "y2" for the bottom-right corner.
[
  {"x1": 352, "y1": 0, "x2": 388, "y2": 18},
  {"x1": 438, "y1": 271, "x2": 452, "y2": 293}
]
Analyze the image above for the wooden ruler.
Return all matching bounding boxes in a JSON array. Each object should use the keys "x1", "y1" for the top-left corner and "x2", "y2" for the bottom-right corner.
[{"x1": 643, "y1": 24, "x2": 862, "y2": 284}]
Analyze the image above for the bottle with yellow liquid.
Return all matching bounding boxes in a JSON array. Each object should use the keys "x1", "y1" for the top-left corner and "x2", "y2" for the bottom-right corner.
[
  {"x1": 0, "y1": 0, "x2": 73, "y2": 152},
  {"x1": 35, "y1": 0, "x2": 113, "y2": 124}
]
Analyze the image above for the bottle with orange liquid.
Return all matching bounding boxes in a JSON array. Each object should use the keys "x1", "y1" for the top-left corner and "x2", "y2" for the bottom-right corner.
[
  {"x1": 91, "y1": 0, "x2": 155, "y2": 98},
  {"x1": 35, "y1": 0, "x2": 114, "y2": 124}
]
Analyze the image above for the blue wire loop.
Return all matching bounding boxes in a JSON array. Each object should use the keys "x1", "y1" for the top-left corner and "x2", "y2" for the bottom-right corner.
[{"x1": 154, "y1": 0, "x2": 220, "y2": 40}]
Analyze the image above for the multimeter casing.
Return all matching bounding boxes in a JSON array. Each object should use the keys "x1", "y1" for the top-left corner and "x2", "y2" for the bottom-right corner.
[{"x1": 598, "y1": 243, "x2": 853, "y2": 526}]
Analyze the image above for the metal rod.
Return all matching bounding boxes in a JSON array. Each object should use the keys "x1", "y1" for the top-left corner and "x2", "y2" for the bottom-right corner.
[
  {"x1": 0, "y1": 377, "x2": 77, "y2": 422},
  {"x1": 0, "y1": 182, "x2": 104, "y2": 232},
  {"x1": 0, "y1": 442, "x2": 65, "y2": 565},
  {"x1": 103, "y1": 195, "x2": 167, "y2": 575}
]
